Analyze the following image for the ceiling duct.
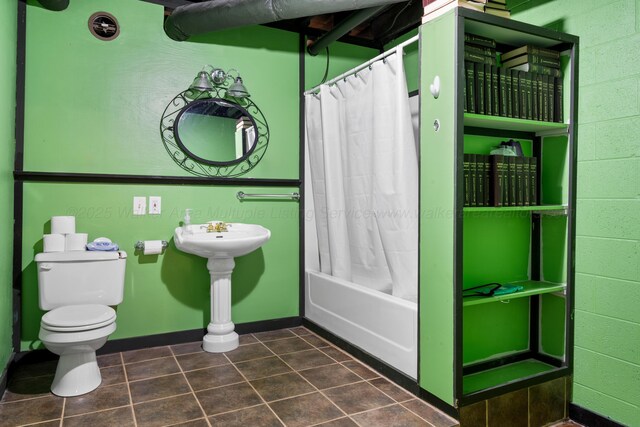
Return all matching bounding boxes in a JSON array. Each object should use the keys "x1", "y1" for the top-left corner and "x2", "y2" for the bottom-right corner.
[
  {"x1": 37, "y1": 0, "x2": 69, "y2": 11},
  {"x1": 164, "y1": 0, "x2": 407, "y2": 42}
]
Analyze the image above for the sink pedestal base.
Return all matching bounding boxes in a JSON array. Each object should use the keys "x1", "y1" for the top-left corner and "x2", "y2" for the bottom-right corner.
[{"x1": 203, "y1": 258, "x2": 239, "y2": 353}]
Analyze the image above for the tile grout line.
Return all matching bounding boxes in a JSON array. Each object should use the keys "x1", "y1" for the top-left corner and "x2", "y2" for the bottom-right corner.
[
  {"x1": 169, "y1": 345, "x2": 213, "y2": 427},
  {"x1": 266, "y1": 345, "x2": 355, "y2": 425},
  {"x1": 59, "y1": 404, "x2": 134, "y2": 421},
  {"x1": 399, "y1": 401, "x2": 439, "y2": 427},
  {"x1": 59, "y1": 398, "x2": 66, "y2": 427},
  {"x1": 221, "y1": 352, "x2": 287, "y2": 427},
  {"x1": 120, "y1": 352, "x2": 138, "y2": 427}
]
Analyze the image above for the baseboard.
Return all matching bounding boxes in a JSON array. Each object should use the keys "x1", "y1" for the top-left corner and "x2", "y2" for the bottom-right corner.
[
  {"x1": 12, "y1": 316, "x2": 302, "y2": 365},
  {"x1": 99, "y1": 316, "x2": 302, "y2": 354},
  {"x1": 569, "y1": 403, "x2": 627, "y2": 427}
]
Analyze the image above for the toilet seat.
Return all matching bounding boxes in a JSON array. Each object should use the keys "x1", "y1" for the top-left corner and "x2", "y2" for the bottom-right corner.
[{"x1": 41, "y1": 304, "x2": 116, "y2": 332}]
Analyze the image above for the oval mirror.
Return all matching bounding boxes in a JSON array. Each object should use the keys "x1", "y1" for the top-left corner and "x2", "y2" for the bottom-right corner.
[
  {"x1": 175, "y1": 98, "x2": 257, "y2": 165},
  {"x1": 160, "y1": 91, "x2": 269, "y2": 178}
]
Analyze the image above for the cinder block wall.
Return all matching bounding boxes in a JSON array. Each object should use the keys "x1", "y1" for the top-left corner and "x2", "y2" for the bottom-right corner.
[{"x1": 510, "y1": 1, "x2": 640, "y2": 425}]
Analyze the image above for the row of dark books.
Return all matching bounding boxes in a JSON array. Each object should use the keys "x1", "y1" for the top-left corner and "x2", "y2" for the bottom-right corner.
[
  {"x1": 463, "y1": 34, "x2": 564, "y2": 122},
  {"x1": 463, "y1": 154, "x2": 538, "y2": 207}
]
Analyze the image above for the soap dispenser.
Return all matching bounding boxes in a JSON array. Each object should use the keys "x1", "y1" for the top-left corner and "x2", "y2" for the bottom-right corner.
[{"x1": 183, "y1": 209, "x2": 192, "y2": 234}]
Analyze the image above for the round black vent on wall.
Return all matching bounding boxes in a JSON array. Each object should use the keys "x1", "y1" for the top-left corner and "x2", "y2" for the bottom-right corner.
[{"x1": 88, "y1": 12, "x2": 120, "y2": 41}]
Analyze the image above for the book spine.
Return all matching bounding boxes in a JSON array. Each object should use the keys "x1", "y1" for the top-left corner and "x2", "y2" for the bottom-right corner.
[
  {"x1": 470, "y1": 154, "x2": 477, "y2": 207},
  {"x1": 464, "y1": 33, "x2": 497, "y2": 49},
  {"x1": 483, "y1": 155, "x2": 491, "y2": 206},
  {"x1": 478, "y1": 155, "x2": 484, "y2": 207},
  {"x1": 491, "y1": 65, "x2": 500, "y2": 116},
  {"x1": 526, "y1": 72, "x2": 533, "y2": 120},
  {"x1": 536, "y1": 74, "x2": 543, "y2": 121},
  {"x1": 476, "y1": 64, "x2": 485, "y2": 115},
  {"x1": 519, "y1": 71, "x2": 527, "y2": 119},
  {"x1": 501, "y1": 155, "x2": 509, "y2": 206},
  {"x1": 507, "y1": 157, "x2": 516, "y2": 206},
  {"x1": 532, "y1": 72, "x2": 539, "y2": 121},
  {"x1": 511, "y1": 70, "x2": 519, "y2": 119},
  {"x1": 530, "y1": 45, "x2": 561, "y2": 59},
  {"x1": 555, "y1": 76, "x2": 563, "y2": 122},
  {"x1": 506, "y1": 69, "x2": 513, "y2": 118},
  {"x1": 523, "y1": 157, "x2": 531, "y2": 206},
  {"x1": 465, "y1": 44, "x2": 496, "y2": 58},
  {"x1": 525, "y1": 63, "x2": 563, "y2": 77},
  {"x1": 530, "y1": 53, "x2": 561, "y2": 69},
  {"x1": 464, "y1": 154, "x2": 471, "y2": 206},
  {"x1": 515, "y1": 157, "x2": 524, "y2": 206},
  {"x1": 490, "y1": 154, "x2": 504, "y2": 207},
  {"x1": 485, "y1": 64, "x2": 492, "y2": 116},
  {"x1": 464, "y1": 51, "x2": 495, "y2": 64},
  {"x1": 529, "y1": 157, "x2": 538, "y2": 206},
  {"x1": 499, "y1": 68, "x2": 507, "y2": 117},
  {"x1": 466, "y1": 61, "x2": 476, "y2": 113},
  {"x1": 549, "y1": 75, "x2": 555, "y2": 123},
  {"x1": 542, "y1": 75, "x2": 549, "y2": 122}
]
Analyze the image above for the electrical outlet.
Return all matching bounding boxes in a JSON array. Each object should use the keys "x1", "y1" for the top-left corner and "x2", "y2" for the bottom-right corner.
[
  {"x1": 149, "y1": 196, "x2": 161, "y2": 215},
  {"x1": 133, "y1": 197, "x2": 146, "y2": 215}
]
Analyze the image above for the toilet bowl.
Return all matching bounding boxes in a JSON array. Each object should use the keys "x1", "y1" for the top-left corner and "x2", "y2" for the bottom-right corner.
[{"x1": 38, "y1": 304, "x2": 117, "y2": 397}]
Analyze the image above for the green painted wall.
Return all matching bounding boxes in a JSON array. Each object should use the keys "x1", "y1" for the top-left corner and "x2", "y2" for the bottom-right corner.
[
  {"x1": 21, "y1": 183, "x2": 299, "y2": 349},
  {"x1": 304, "y1": 40, "x2": 378, "y2": 91},
  {"x1": 21, "y1": 0, "x2": 300, "y2": 350},
  {"x1": 24, "y1": 0, "x2": 298, "y2": 179},
  {"x1": 0, "y1": 0, "x2": 16, "y2": 373},
  {"x1": 511, "y1": 1, "x2": 640, "y2": 425}
]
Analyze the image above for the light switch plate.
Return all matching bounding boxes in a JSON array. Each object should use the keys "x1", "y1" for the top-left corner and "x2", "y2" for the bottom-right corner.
[
  {"x1": 149, "y1": 196, "x2": 161, "y2": 215},
  {"x1": 133, "y1": 197, "x2": 146, "y2": 215}
]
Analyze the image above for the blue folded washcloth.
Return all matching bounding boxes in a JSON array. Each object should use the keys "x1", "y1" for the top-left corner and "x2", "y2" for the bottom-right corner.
[{"x1": 86, "y1": 241, "x2": 119, "y2": 251}]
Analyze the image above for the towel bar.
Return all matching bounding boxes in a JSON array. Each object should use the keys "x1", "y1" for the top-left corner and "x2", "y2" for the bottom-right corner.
[{"x1": 236, "y1": 191, "x2": 300, "y2": 201}]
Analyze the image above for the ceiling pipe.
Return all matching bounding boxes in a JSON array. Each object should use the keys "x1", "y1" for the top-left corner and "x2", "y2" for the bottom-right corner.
[
  {"x1": 307, "y1": 5, "x2": 387, "y2": 56},
  {"x1": 164, "y1": 0, "x2": 407, "y2": 42},
  {"x1": 37, "y1": 0, "x2": 69, "y2": 11}
]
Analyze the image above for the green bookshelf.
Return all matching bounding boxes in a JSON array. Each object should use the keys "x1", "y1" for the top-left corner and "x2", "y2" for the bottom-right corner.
[
  {"x1": 463, "y1": 205, "x2": 567, "y2": 213},
  {"x1": 464, "y1": 113, "x2": 568, "y2": 134},
  {"x1": 463, "y1": 280, "x2": 566, "y2": 307},
  {"x1": 463, "y1": 359, "x2": 557, "y2": 395}
]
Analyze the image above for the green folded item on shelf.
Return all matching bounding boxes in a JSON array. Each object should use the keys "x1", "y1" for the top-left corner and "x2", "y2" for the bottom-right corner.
[{"x1": 463, "y1": 283, "x2": 525, "y2": 297}]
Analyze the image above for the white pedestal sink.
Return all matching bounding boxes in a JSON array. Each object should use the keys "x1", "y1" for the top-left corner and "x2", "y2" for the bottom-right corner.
[{"x1": 174, "y1": 222, "x2": 270, "y2": 353}]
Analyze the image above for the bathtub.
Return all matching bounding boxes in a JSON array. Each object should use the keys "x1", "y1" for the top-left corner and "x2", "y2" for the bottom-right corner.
[{"x1": 305, "y1": 270, "x2": 418, "y2": 379}]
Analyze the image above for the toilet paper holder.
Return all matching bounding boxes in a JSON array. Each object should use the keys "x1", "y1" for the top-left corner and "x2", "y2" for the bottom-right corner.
[{"x1": 134, "y1": 241, "x2": 169, "y2": 252}]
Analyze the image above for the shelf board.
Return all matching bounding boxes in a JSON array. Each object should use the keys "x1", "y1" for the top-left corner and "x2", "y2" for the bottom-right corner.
[
  {"x1": 464, "y1": 113, "x2": 568, "y2": 134},
  {"x1": 463, "y1": 205, "x2": 567, "y2": 213},
  {"x1": 463, "y1": 359, "x2": 557, "y2": 395},
  {"x1": 463, "y1": 280, "x2": 566, "y2": 307}
]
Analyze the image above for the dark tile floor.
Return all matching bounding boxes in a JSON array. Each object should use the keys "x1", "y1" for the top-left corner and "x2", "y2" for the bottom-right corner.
[{"x1": 0, "y1": 327, "x2": 460, "y2": 427}]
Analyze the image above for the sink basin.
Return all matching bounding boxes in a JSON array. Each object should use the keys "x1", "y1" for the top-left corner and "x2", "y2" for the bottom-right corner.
[
  {"x1": 173, "y1": 221, "x2": 271, "y2": 354},
  {"x1": 175, "y1": 222, "x2": 271, "y2": 259}
]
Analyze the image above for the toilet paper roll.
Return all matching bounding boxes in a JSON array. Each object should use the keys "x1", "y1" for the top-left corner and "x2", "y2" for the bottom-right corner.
[
  {"x1": 51, "y1": 216, "x2": 76, "y2": 235},
  {"x1": 143, "y1": 240, "x2": 163, "y2": 255},
  {"x1": 43, "y1": 234, "x2": 65, "y2": 253},
  {"x1": 65, "y1": 233, "x2": 88, "y2": 251}
]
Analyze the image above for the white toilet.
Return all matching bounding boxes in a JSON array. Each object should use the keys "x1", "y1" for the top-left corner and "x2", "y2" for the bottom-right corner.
[{"x1": 35, "y1": 250, "x2": 127, "y2": 397}]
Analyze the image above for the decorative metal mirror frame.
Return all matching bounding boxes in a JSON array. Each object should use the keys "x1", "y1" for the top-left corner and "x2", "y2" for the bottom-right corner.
[{"x1": 160, "y1": 89, "x2": 269, "y2": 178}]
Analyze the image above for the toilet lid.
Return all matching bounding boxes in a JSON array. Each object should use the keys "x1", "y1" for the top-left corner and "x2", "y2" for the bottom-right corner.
[{"x1": 42, "y1": 304, "x2": 116, "y2": 330}]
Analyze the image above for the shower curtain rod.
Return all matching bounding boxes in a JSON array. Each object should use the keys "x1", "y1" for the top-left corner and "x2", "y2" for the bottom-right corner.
[{"x1": 304, "y1": 34, "x2": 419, "y2": 96}]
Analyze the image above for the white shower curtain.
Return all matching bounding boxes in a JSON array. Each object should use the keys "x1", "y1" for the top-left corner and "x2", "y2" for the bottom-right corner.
[{"x1": 305, "y1": 52, "x2": 419, "y2": 301}]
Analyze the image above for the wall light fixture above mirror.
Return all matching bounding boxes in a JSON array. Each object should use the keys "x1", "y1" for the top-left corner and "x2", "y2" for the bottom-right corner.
[
  {"x1": 187, "y1": 65, "x2": 250, "y2": 100},
  {"x1": 160, "y1": 66, "x2": 269, "y2": 178}
]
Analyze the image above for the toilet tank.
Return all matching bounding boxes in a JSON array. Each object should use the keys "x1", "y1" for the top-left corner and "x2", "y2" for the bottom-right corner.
[{"x1": 35, "y1": 251, "x2": 127, "y2": 310}]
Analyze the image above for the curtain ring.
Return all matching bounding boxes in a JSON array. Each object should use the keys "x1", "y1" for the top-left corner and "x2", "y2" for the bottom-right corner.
[{"x1": 368, "y1": 65, "x2": 372, "y2": 70}]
